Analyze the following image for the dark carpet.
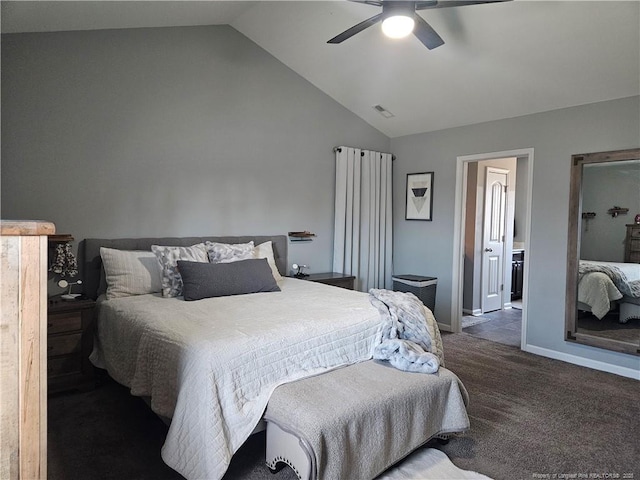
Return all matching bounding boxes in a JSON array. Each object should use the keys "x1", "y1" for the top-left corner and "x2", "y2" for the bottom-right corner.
[
  {"x1": 48, "y1": 333, "x2": 639, "y2": 480},
  {"x1": 577, "y1": 311, "x2": 640, "y2": 346}
]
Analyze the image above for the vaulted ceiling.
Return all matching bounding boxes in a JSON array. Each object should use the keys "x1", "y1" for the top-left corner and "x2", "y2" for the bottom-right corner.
[{"x1": 2, "y1": 1, "x2": 639, "y2": 138}]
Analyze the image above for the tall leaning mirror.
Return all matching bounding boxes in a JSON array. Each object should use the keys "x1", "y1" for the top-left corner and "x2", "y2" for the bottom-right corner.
[{"x1": 566, "y1": 148, "x2": 640, "y2": 356}]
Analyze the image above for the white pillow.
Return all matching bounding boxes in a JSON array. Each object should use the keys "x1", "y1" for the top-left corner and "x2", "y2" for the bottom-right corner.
[
  {"x1": 100, "y1": 247, "x2": 162, "y2": 299},
  {"x1": 151, "y1": 243, "x2": 208, "y2": 297},
  {"x1": 205, "y1": 241, "x2": 255, "y2": 264},
  {"x1": 255, "y1": 241, "x2": 283, "y2": 282}
]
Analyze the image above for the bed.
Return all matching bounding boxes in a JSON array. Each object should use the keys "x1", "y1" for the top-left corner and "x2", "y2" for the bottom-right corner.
[
  {"x1": 81, "y1": 235, "x2": 465, "y2": 480},
  {"x1": 578, "y1": 260, "x2": 640, "y2": 322}
]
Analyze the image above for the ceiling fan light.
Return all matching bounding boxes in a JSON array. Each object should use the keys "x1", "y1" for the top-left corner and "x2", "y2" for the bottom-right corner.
[{"x1": 381, "y1": 15, "x2": 415, "y2": 39}]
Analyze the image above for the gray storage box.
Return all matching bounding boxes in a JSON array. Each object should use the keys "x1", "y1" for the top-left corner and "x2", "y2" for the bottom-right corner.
[{"x1": 392, "y1": 274, "x2": 437, "y2": 312}]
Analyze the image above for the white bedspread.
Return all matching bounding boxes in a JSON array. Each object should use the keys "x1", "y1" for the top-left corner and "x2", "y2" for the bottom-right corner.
[
  {"x1": 578, "y1": 261, "x2": 640, "y2": 319},
  {"x1": 90, "y1": 278, "x2": 388, "y2": 480},
  {"x1": 580, "y1": 260, "x2": 640, "y2": 283},
  {"x1": 578, "y1": 271, "x2": 623, "y2": 319}
]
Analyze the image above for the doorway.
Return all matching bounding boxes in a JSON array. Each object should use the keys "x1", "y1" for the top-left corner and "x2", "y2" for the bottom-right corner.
[
  {"x1": 463, "y1": 160, "x2": 516, "y2": 316},
  {"x1": 451, "y1": 148, "x2": 534, "y2": 350}
]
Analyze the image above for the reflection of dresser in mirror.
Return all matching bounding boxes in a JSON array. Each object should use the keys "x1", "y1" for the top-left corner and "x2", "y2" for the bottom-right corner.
[{"x1": 624, "y1": 224, "x2": 640, "y2": 263}]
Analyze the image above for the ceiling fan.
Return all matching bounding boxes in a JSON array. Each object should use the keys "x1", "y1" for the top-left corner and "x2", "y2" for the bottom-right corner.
[{"x1": 328, "y1": 0, "x2": 511, "y2": 50}]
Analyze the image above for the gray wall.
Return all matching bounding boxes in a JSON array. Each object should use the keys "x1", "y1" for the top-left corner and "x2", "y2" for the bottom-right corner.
[
  {"x1": 514, "y1": 156, "x2": 529, "y2": 244},
  {"x1": 462, "y1": 162, "x2": 479, "y2": 313},
  {"x1": 580, "y1": 161, "x2": 640, "y2": 262},
  {"x1": 1, "y1": 25, "x2": 389, "y2": 276},
  {"x1": 3, "y1": 24, "x2": 638, "y2": 372},
  {"x1": 391, "y1": 96, "x2": 640, "y2": 372}
]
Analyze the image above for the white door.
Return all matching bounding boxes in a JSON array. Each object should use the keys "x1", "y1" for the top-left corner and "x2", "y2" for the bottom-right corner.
[{"x1": 481, "y1": 168, "x2": 508, "y2": 313}]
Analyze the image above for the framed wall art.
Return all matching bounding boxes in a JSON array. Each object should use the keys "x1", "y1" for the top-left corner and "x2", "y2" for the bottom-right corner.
[{"x1": 405, "y1": 172, "x2": 434, "y2": 221}]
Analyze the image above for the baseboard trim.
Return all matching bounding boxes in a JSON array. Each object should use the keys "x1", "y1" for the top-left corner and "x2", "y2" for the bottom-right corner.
[
  {"x1": 523, "y1": 344, "x2": 640, "y2": 380},
  {"x1": 438, "y1": 322, "x2": 454, "y2": 333},
  {"x1": 462, "y1": 308, "x2": 482, "y2": 316}
]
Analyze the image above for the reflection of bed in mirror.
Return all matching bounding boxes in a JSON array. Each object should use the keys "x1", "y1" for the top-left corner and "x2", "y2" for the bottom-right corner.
[
  {"x1": 578, "y1": 260, "x2": 640, "y2": 321},
  {"x1": 576, "y1": 260, "x2": 640, "y2": 345}
]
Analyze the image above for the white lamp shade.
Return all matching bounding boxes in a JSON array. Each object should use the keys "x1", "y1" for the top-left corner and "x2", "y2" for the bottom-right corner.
[{"x1": 381, "y1": 15, "x2": 415, "y2": 39}]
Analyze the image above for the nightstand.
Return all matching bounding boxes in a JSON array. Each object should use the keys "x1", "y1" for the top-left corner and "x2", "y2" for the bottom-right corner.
[
  {"x1": 297, "y1": 272, "x2": 356, "y2": 290},
  {"x1": 47, "y1": 295, "x2": 96, "y2": 393}
]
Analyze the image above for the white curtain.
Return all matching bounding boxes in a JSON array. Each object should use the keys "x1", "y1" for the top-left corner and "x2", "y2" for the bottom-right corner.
[{"x1": 333, "y1": 146, "x2": 393, "y2": 292}]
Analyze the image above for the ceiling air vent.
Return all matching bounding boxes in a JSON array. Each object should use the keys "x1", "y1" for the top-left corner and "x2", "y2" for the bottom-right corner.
[{"x1": 373, "y1": 104, "x2": 395, "y2": 119}]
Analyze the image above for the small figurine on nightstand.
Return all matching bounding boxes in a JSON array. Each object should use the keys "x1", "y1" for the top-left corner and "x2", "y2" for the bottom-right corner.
[{"x1": 292, "y1": 263, "x2": 309, "y2": 278}]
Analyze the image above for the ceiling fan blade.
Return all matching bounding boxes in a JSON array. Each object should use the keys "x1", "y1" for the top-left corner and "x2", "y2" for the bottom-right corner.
[
  {"x1": 415, "y1": 1, "x2": 438, "y2": 10},
  {"x1": 416, "y1": 0, "x2": 511, "y2": 10},
  {"x1": 327, "y1": 13, "x2": 383, "y2": 44},
  {"x1": 413, "y1": 14, "x2": 445, "y2": 49},
  {"x1": 348, "y1": 0, "x2": 384, "y2": 6}
]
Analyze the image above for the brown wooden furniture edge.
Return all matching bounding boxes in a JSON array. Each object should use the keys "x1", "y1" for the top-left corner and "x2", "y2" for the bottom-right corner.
[{"x1": 1, "y1": 220, "x2": 56, "y2": 236}]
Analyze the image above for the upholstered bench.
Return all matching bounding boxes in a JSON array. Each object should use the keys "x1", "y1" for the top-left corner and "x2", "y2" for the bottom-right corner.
[{"x1": 264, "y1": 360, "x2": 470, "y2": 480}]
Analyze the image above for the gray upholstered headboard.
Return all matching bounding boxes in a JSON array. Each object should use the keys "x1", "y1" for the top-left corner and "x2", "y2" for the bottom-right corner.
[{"x1": 80, "y1": 235, "x2": 288, "y2": 300}]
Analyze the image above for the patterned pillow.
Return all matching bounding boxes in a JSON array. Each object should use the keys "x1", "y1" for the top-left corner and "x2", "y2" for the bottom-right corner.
[
  {"x1": 254, "y1": 241, "x2": 283, "y2": 282},
  {"x1": 151, "y1": 243, "x2": 208, "y2": 297},
  {"x1": 205, "y1": 241, "x2": 255, "y2": 264},
  {"x1": 100, "y1": 247, "x2": 162, "y2": 299}
]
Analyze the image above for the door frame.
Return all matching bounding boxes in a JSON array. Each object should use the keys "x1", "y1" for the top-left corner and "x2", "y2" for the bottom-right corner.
[{"x1": 451, "y1": 148, "x2": 534, "y2": 349}]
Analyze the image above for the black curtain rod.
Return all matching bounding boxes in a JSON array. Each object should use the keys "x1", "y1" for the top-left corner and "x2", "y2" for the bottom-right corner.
[{"x1": 333, "y1": 146, "x2": 396, "y2": 161}]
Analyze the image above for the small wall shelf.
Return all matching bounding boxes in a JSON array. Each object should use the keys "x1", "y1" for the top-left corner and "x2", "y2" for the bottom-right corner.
[
  {"x1": 288, "y1": 231, "x2": 316, "y2": 242},
  {"x1": 607, "y1": 207, "x2": 629, "y2": 218}
]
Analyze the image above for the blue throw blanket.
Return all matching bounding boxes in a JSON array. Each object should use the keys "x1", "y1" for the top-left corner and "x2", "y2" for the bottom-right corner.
[{"x1": 369, "y1": 289, "x2": 440, "y2": 373}]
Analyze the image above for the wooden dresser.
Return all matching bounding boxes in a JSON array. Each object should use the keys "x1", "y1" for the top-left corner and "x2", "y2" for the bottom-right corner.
[
  {"x1": 624, "y1": 224, "x2": 640, "y2": 263},
  {"x1": 1, "y1": 220, "x2": 54, "y2": 480}
]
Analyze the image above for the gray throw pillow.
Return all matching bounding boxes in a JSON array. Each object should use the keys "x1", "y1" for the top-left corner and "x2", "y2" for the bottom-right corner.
[{"x1": 177, "y1": 258, "x2": 281, "y2": 301}]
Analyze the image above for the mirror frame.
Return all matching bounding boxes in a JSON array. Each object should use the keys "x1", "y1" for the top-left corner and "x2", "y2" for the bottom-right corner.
[{"x1": 565, "y1": 147, "x2": 640, "y2": 356}]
